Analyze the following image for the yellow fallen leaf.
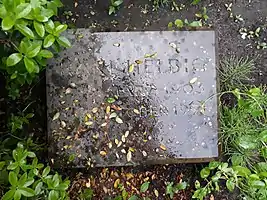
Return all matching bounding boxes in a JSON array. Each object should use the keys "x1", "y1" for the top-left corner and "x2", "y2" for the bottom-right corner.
[
  {"x1": 135, "y1": 59, "x2": 143, "y2": 64},
  {"x1": 190, "y1": 77, "x2": 198, "y2": 84},
  {"x1": 127, "y1": 151, "x2": 132, "y2": 162},
  {"x1": 52, "y1": 112, "x2": 60, "y2": 121},
  {"x1": 92, "y1": 107, "x2": 98, "y2": 113},
  {"x1": 129, "y1": 63, "x2": 135, "y2": 73},
  {"x1": 85, "y1": 121, "x2": 93, "y2": 126},
  {"x1": 106, "y1": 106, "x2": 110, "y2": 114},
  {"x1": 100, "y1": 151, "x2": 107, "y2": 156},
  {"x1": 126, "y1": 173, "x2": 134, "y2": 180},
  {"x1": 133, "y1": 109, "x2": 140, "y2": 114},
  {"x1": 160, "y1": 144, "x2": 167, "y2": 151},
  {"x1": 114, "y1": 179, "x2": 120, "y2": 188}
]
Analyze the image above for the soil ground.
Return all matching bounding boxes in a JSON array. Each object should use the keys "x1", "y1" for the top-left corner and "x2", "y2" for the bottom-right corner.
[{"x1": 1, "y1": 0, "x2": 267, "y2": 199}]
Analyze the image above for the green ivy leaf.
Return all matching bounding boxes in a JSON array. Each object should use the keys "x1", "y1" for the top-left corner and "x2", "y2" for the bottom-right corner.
[
  {"x1": 47, "y1": 2, "x2": 59, "y2": 15},
  {"x1": 167, "y1": 22, "x2": 173, "y2": 28},
  {"x1": 14, "y1": 190, "x2": 21, "y2": 200},
  {"x1": 237, "y1": 135, "x2": 258, "y2": 150},
  {"x1": 191, "y1": 0, "x2": 201, "y2": 5},
  {"x1": 35, "y1": 15, "x2": 48, "y2": 22},
  {"x1": 189, "y1": 21, "x2": 202, "y2": 27},
  {"x1": 232, "y1": 166, "x2": 251, "y2": 177},
  {"x1": 231, "y1": 155, "x2": 243, "y2": 166},
  {"x1": 44, "y1": 34, "x2": 55, "y2": 48},
  {"x1": 45, "y1": 20, "x2": 55, "y2": 34},
  {"x1": 38, "y1": 49, "x2": 53, "y2": 58},
  {"x1": 18, "y1": 173, "x2": 27, "y2": 186},
  {"x1": 256, "y1": 162, "x2": 267, "y2": 173},
  {"x1": 41, "y1": 8, "x2": 54, "y2": 19},
  {"x1": 56, "y1": 36, "x2": 71, "y2": 48},
  {"x1": 192, "y1": 188, "x2": 207, "y2": 199},
  {"x1": 128, "y1": 195, "x2": 139, "y2": 200},
  {"x1": 175, "y1": 182, "x2": 187, "y2": 190},
  {"x1": 259, "y1": 130, "x2": 267, "y2": 142},
  {"x1": 56, "y1": 183, "x2": 69, "y2": 191},
  {"x1": 113, "y1": 0, "x2": 123, "y2": 6},
  {"x1": 19, "y1": 187, "x2": 35, "y2": 197},
  {"x1": 2, "y1": 189, "x2": 16, "y2": 200},
  {"x1": 250, "y1": 180, "x2": 265, "y2": 189},
  {"x1": 122, "y1": 189, "x2": 128, "y2": 199},
  {"x1": 11, "y1": 72, "x2": 17, "y2": 79},
  {"x1": 53, "y1": 0, "x2": 64, "y2": 7},
  {"x1": 200, "y1": 167, "x2": 210, "y2": 178},
  {"x1": 174, "y1": 19, "x2": 183, "y2": 28},
  {"x1": 19, "y1": 39, "x2": 29, "y2": 54},
  {"x1": 42, "y1": 166, "x2": 50, "y2": 177},
  {"x1": 27, "y1": 151, "x2": 36, "y2": 158},
  {"x1": 109, "y1": 6, "x2": 115, "y2": 15},
  {"x1": 30, "y1": 0, "x2": 41, "y2": 8},
  {"x1": 140, "y1": 181, "x2": 150, "y2": 193},
  {"x1": 194, "y1": 180, "x2": 200, "y2": 189},
  {"x1": 54, "y1": 24, "x2": 67, "y2": 36},
  {"x1": 0, "y1": 6, "x2": 7, "y2": 18},
  {"x1": 26, "y1": 42, "x2": 42, "y2": 58},
  {"x1": 23, "y1": 178, "x2": 34, "y2": 187},
  {"x1": 34, "y1": 21, "x2": 45, "y2": 37},
  {"x1": 208, "y1": 161, "x2": 220, "y2": 170},
  {"x1": 2, "y1": 15, "x2": 16, "y2": 31},
  {"x1": 9, "y1": 171, "x2": 18, "y2": 186},
  {"x1": 52, "y1": 174, "x2": 60, "y2": 187},
  {"x1": 15, "y1": 3, "x2": 32, "y2": 19},
  {"x1": 48, "y1": 190, "x2": 59, "y2": 200},
  {"x1": 3, "y1": 0, "x2": 14, "y2": 11},
  {"x1": 15, "y1": 24, "x2": 35, "y2": 39},
  {"x1": 0, "y1": 161, "x2": 5, "y2": 170},
  {"x1": 35, "y1": 182, "x2": 43, "y2": 195},
  {"x1": 24, "y1": 57, "x2": 37, "y2": 73},
  {"x1": 107, "y1": 97, "x2": 116, "y2": 103},
  {"x1": 7, "y1": 162, "x2": 18, "y2": 170},
  {"x1": 249, "y1": 87, "x2": 261, "y2": 96},
  {"x1": 6, "y1": 53, "x2": 23, "y2": 66}
]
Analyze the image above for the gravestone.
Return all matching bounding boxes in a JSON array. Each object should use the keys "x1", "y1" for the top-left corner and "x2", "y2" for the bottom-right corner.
[{"x1": 46, "y1": 29, "x2": 218, "y2": 167}]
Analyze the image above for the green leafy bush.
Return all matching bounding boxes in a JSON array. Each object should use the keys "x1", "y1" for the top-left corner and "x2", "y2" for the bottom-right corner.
[
  {"x1": 0, "y1": 0, "x2": 70, "y2": 99},
  {"x1": 193, "y1": 160, "x2": 267, "y2": 200},
  {"x1": 221, "y1": 87, "x2": 267, "y2": 167},
  {"x1": 1, "y1": 143, "x2": 70, "y2": 200}
]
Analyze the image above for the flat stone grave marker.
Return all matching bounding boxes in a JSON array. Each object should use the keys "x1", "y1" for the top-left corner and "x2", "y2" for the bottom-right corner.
[{"x1": 47, "y1": 29, "x2": 218, "y2": 167}]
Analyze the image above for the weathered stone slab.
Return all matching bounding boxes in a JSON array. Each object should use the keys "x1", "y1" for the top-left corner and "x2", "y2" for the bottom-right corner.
[{"x1": 46, "y1": 29, "x2": 218, "y2": 167}]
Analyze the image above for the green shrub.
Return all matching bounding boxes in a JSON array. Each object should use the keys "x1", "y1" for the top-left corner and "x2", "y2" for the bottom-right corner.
[
  {"x1": 1, "y1": 143, "x2": 70, "y2": 200},
  {"x1": 0, "y1": 0, "x2": 70, "y2": 99}
]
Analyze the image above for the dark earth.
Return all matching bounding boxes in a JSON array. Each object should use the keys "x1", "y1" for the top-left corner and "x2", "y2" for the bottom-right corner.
[{"x1": 1, "y1": 0, "x2": 267, "y2": 199}]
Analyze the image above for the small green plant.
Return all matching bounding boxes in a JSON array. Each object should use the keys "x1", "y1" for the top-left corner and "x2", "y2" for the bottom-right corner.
[
  {"x1": 1, "y1": 143, "x2": 70, "y2": 200},
  {"x1": 8, "y1": 113, "x2": 34, "y2": 133},
  {"x1": 193, "y1": 160, "x2": 267, "y2": 200},
  {"x1": 168, "y1": 19, "x2": 202, "y2": 29},
  {"x1": 220, "y1": 87, "x2": 267, "y2": 167},
  {"x1": 219, "y1": 57, "x2": 254, "y2": 91},
  {"x1": 0, "y1": 0, "x2": 70, "y2": 99},
  {"x1": 195, "y1": 7, "x2": 209, "y2": 21},
  {"x1": 109, "y1": 0, "x2": 123, "y2": 15},
  {"x1": 191, "y1": 0, "x2": 201, "y2": 5},
  {"x1": 79, "y1": 188, "x2": 93, "y2": 200},
  {"x1": 166, "y1": 181, "x2": 187, "y2": 199}
]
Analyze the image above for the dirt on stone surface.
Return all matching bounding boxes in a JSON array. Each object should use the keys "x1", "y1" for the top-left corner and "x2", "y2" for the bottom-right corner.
[{"x1": 1, "y1": 0, "x2": 266, "y2": 199}]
